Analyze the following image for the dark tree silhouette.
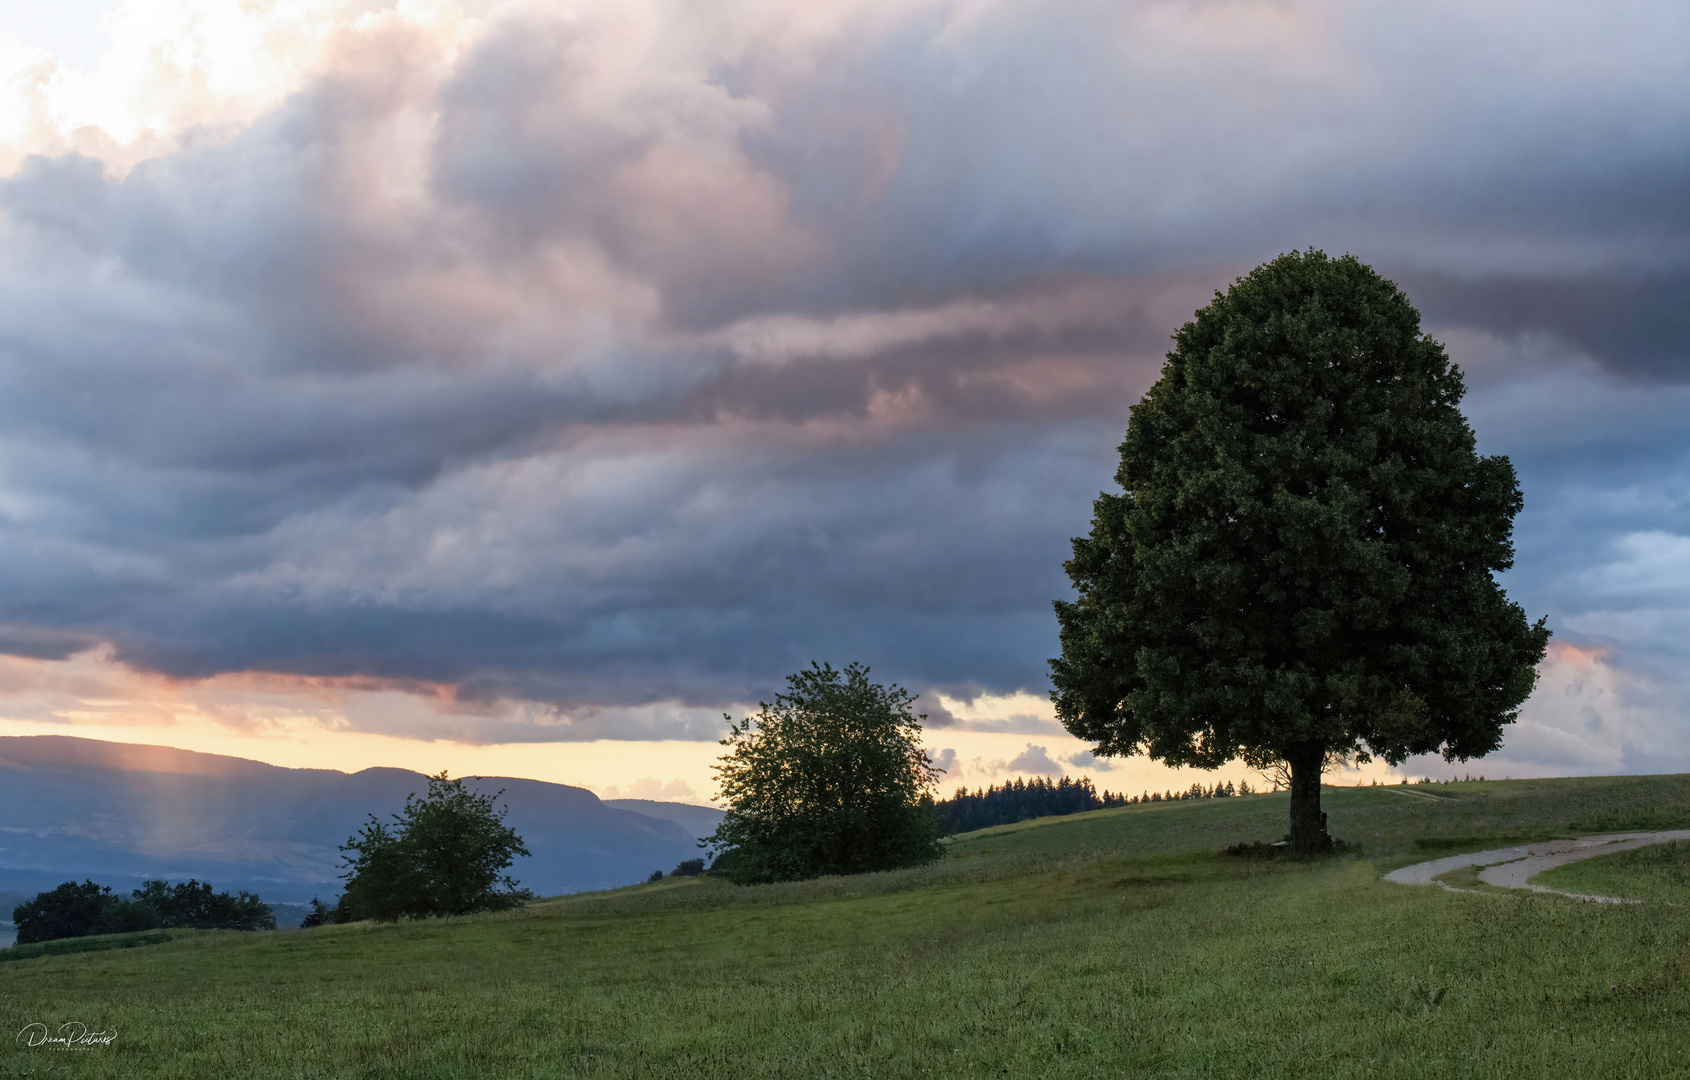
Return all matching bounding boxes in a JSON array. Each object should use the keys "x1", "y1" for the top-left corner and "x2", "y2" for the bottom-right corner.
[
  {"x1": 132, "y1": 879, "x2": 274, "y2": 931},
  {"x1": 12, "y1": 881, "x2": 116, "y2": 945}
]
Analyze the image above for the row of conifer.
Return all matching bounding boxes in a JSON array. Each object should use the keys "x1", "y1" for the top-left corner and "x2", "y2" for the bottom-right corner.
[{"x1": 933, "y1": 775, "x2": 1257, "y2": 835}]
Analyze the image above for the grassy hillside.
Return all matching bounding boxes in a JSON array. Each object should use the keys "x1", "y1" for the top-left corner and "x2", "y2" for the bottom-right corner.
[
  {"x1": 944, "y1": 772, "x2": 1690, "y2": 863},
  {"x1": 6, "y1": 775, "x2": 1690, "y2": 1078},
  {"x1": 1535, "y1": 838, "x2": 1690, "y2": 903}
]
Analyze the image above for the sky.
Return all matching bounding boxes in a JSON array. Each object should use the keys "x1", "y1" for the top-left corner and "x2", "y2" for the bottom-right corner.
[{"x1": 0, "y1": 0, "x2": 1684, "y2": 801}]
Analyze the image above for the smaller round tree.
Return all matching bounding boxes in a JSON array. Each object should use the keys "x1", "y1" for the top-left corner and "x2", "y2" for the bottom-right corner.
[
  {"x1": 337, "y1": 772, "x2": 531, "y2": 920},
  {"x1": 706, "y1": 662, "x2": 944, "y2": 884}
]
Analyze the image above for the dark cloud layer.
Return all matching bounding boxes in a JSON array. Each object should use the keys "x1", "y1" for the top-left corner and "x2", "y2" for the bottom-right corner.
[{"x1": 0, "y1": 0, "x2": 1686, "y2": 750}]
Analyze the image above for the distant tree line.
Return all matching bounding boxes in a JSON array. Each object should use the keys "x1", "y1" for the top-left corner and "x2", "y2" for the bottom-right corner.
[
  {"x1": 934, "y1": 776, "x2": 1255, "y2": 835},
  {"x1": 12, "y1": 879, "x2": 274, "y2": 944}
]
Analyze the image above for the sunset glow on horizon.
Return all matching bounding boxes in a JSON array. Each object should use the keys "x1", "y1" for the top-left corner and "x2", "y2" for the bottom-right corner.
[{"x1": 0, "y1": 0, "x2": 1684, "y2": 794}]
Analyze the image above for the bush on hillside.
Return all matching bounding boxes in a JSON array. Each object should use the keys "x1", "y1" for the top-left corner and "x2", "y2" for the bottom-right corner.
[
  {"x1": 706, "y1": 663, "x2": 943, "y2": 884},
  {"x1": 301, "y1": 897, "x2": 341, "y2": 928},
  {"x1": 671, "y1": 858, "x2": 705, "y2": 877},
  {"x1": 334, "y1": 772, "x2": 533, "y2": 922}
]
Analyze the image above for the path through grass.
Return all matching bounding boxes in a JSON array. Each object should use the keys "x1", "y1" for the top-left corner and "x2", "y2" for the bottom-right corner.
[
  {"x1": 1535, "y1": 839, "x2": 1690, "y2": 904},
  {"x1": 3, "y1": 775, "x2": 1690, "y2": 1078}
]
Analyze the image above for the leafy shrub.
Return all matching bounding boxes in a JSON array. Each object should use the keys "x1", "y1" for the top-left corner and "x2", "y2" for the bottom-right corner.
[
  {"x1": 707, "y1": 663, "x2": 943, "y2": 885},
  {"x1": 336, "y1": 772, "x2": 532, "y2": 921}
]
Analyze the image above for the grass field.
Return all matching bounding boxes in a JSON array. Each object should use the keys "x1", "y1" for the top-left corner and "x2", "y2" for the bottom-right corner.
[
  {"x1": 1535, "y1": 839, "x2": 1690, "y2": 904},
  {"x1": 5, "y1": 775, "x2": 1690, "y2": 1078}
]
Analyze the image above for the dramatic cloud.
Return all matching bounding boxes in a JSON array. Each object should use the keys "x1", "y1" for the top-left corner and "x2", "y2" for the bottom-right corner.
[
  {"x1": 1005, "y1": 743, "x2": 1062, "y2": 776},
  {"x1": 1063, "y1": 749, "x2": 1118, "y2": 773},
  {"x1": 928, "y1": 747, "x2": 958, "y2": 778},
  {"x1": 0, "y1": 0, "x2": 1684, "y2": 773}
]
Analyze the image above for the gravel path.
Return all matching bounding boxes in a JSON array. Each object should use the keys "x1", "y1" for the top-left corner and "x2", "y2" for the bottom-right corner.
[{"x1": 1384, "y1": 831, "x2": 1690, "y2": 903}]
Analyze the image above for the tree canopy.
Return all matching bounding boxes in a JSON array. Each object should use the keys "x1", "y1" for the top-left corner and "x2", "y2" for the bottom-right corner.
[
  {"x1": 12, "y1": 879, "x2": 274, "y2": 944},
  {"x1": 705, "y1": 662, "x2": 944, "y2": 884},
  {"x1": 335, "y1": 772, "x2": 532, "y2": 921},
  {"x1": 1051, "y1": 250, "x2": 1549, "y2": 853},
  {"x1": 129, "y1": 880, "x2": 275, "y2": 931}
]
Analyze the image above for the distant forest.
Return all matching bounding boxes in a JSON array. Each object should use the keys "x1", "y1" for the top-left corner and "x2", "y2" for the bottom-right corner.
[{"x1": 933, "y1": 775, "x2": 1252, "y2": 835}]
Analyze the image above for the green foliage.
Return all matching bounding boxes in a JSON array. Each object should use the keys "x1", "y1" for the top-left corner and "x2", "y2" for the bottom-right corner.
[
  {"x1": 12, "y1": 880, "x2": 118, "y2": 945},
  {"x1": 132, "y1": 880, "x2": 275, "y2": 931},
  {"x1": 706, "y1": 662, "x2": 943, "y2": 884},
  {"x1": 337, "y1": 771, "x2": 532, "y2": 921},
  {"x1": 300, "y1": 897, "x2": 341, "y2": 928},
  {"x1": 12, "y1": 879, "x2": 272, "y2": 944},
  {"x1": 338, "y1": 819, "x2": 424, "y2": 921},
  {"x1": 1052, "y1": 250, "x2": 1549, "y2": 850},
  {"x1": 671, "y1": 859, "x2": 705, "y2": 877},
  {"x1": 98, "y1": 897, "x2": 165, "y2": 934}
]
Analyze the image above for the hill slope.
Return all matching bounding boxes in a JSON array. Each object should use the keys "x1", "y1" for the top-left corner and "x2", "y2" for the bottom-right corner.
[
  {"x1": 6, "y1": 774, "x2": 1690, "y2": 1077},
  {"x1": 602, "y1": 799, "x2": 724, "y2": 842}
]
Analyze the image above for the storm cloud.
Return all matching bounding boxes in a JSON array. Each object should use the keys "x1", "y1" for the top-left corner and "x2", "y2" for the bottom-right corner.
[{"x1": 0, "y1": 0, "x2": 1686, "y2": 764}]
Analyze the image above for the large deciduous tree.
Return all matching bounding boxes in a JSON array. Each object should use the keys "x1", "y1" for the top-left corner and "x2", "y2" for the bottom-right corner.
[
  {"x1": 1051, "y1": 251, "x2": 1549, "y2": 854},
  {"x1": 706, "y1": 662, "x2": 944, "y2": 884}
]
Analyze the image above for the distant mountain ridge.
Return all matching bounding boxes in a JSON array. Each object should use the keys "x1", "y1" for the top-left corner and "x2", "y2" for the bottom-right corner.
[
  {"x1": 602, "y1": 799, "x2": 724, "y2": 842},
  {"x1": 0, "y1": 735, "x2": 710, "y2": 908}
]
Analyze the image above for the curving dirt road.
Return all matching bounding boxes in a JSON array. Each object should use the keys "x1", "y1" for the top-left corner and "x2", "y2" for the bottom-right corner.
[{"x1": 1384, "y1": 831, "x2": 1690, "y2": 903}]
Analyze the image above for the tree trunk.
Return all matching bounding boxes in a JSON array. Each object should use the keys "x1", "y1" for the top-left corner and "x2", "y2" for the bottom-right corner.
[{"x1": 1287, "y1": 744, "x2": 1332, "y2": 856}]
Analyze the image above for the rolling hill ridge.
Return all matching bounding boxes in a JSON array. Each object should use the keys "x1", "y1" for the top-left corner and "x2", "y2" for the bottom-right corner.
[{"x1": 0, "y1": 735, "x2": 721, "y2": 906}]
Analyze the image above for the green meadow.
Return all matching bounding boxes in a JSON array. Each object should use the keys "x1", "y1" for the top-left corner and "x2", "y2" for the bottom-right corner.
[
  {"x1": 1536, "y1": 839, "x2": 1690, "y2": 905},
  {"x1": 6, "y1": 775, "x2": 1690, "y2": 1078}
]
